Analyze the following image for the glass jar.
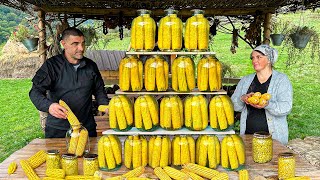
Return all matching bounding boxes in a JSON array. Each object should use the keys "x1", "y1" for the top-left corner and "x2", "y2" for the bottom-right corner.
[
  {"x1": 278, "y1": 152, "x2": 295, "y2": 179},
  {"x1": 221, "y1": 135, "x2": 246, "y2": 171},
  {"x1": 134, "y1": 95, "x2": 159, "y2": 131},
  {"x1": 66, "y1": 124, "x2": 90, "y2": 157},
  {"x1": 172, "y1": 135, "x2": 195, "y2": 167},
  {"x1": 148, "y1": 136, "x2": 171, "y2": 168},
  {"x1": 109, "y1": 95, "x2": 133, "y2": 131},
  {"x1": 252, "y1": 132, "x2": 273, "y2": 163},
  {"x1": 159, "y1": 95, "x2": 183, "y2": 130},
  {"x1": 46, "y1": 149, "x2": 61, "y2": 169},
  {"x1": 83, "y1": 154, "x2": 99, "y2": 176},
  {"x1": 98, "y1": 135, "x2": 122, "y2": 171},
  {"x1": 197, "y1": 55, "x2": 222, "y2": 91},
  {"x1": 209, "y1": 95, "x2": 235, "y2": 131},
  {"x1": 158, "y1": 9, "x2": 183, "y2": 51},
  {"x1": 144, "y1": 55, "x2": 169, "y2": 92},
  {"x1": 196, "y1": 135, "x2": 219, "y2": 169},
  {"x1": 171, "y1": 56, "x2": 195, "y2": 92},
  {"x1": 61, "y1": 153, "x2": 78, "y2": 176},
  {"x1": 119, "y1": 55, "x2": 143, "y2": 92},
  {"x1": 184, "y1": 95, "x2": 208, "y2": 131},
  {"x1": 131, "y1": 9, "x2": 156, "y2": 51},
  {"x1": 184, "y1": 9, "x2": 209, "y2": 51},
  {"x1": 124, "y1": 135, "x2": 148, "y2": 169}
]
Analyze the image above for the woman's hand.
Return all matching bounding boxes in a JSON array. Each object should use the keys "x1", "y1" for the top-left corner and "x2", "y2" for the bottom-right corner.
[{"x1": 241, "y1": 92, "x2": 254, "y2": 104}]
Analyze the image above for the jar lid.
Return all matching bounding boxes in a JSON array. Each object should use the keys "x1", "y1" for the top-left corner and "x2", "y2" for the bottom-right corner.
[
  {"x1": 253, "y1": 131, "x2": 272, "y2": 138},
  {"x1": 47, "y1": 149, "x2": 59, "y2": 155},
  {"x1": 83, "y1": 154, "x2": 98, "y2": 160},
  {"x1": 279, "y1": 152, "x2": 295, "y2": 158},
  {"x1": 62, "y1": 153, "x2": 77, "y2": 160},
  {"x1": 137, "y1": 9, "x2": 151, "y2": 15},
  {"x1": 164, "y1": 9, "x2": 178, "y2": 15},
  {"x1": 191, "y1": 9, "x2": 205, "y2": 15}
]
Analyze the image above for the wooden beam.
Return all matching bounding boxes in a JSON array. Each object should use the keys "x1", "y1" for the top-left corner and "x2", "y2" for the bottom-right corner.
[
  {"x1": 38, "y1": 10, "x2": 46, "y2": 63},
  {"x1": 263, "y1": 12, "x2": 272, "y2": 45}
]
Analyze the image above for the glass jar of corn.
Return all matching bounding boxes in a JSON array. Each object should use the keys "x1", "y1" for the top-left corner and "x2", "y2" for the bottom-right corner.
[
  {"x1": 83, "y1": 154, "x2": 99, "y2": 176},
  {"x1": 252, "y1": 131, "x2": 273, "y2": 163},
  {"x1": 61, "y1": 153, "x2": 78, "y2": 175},
  {"x1": 278, "y1": 152, "x2": 295, "y2": 179},
  {"x1": 46, "y1": 149, "x2": 61, "y2": 169},
  {"x1": 65, "y1": 124, "x2": 90, "y2": 157}
]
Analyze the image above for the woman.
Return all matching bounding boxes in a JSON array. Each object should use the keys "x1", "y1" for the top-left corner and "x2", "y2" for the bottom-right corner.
[{"x1": 231, "y1": 44, "x2": 293, "y2": 144}]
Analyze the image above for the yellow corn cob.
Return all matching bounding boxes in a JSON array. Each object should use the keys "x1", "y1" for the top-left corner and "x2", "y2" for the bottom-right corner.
[
  {"x1": 159, "y1": 136, "x2": 170, "y2": 167},
  {"x1": 125, "y1": 136, "x2": 133, "y2": 168},
  {"x1": 181, "y1": 169, "x2": 205, "y2": 180},
  {"x1": 140, "y1": 96, "x2": 153, "y2": 130},
  {"x1": 105, "y1": 176, "x2": 123, "y2": 180},
  {"x1": 154, "y1": 167, "x2": 172, "y2": 180},
  {"x1": 168, "y1": 136, "x2": 172, "y2": 165},
  {"x1": 191, "y1": 96, "x2": 202, "y2": 130},
  {"x1": 20, "y1": 159, "x2": 40, "y2": 180},
  {"x1": 163, "y1": 60, "x2": 169, "y2": 89},
  {"x1": 184, "y1": 18, "x2": 190, "y2": 49},
  {"x1": 208, "y1": 57, "x2": 218, "y2": 91},
  {"x1": 207, "y1": 136, "x2": 218, "y2": 169},
  {"x1": 183, "y1": 163, "x2": 219, "y2": 179},
  {"x1": 213, "y1": 135, "x2": 221, "y2": 165},
  {"x1": 122, "y1": 57, "x2": 131, "y2": 91},
  {"x1": 189, "y1": 16, "x2": 198, "y2": 50},
  {"x1": 59, "y1": 100, "x2": 80, "y2": 126},
  {"x1": 162, "y1": 97, "x2": 172, "y2": 129},
  {"x1": 98, "y1": 105, "x2": 108, "y2": 112},
  {"x1": 130, "y1": 57, "x2": 142, "y2": 91},
  {"x1": 177, "y1": 58, "x2": 188, "y2": 91},
  {"x1": 158, "y1": 17, "x2": 163, "y2": 49},
  {"x1": 170, "y1": 96, "x2": 182, "y2": 129},
  {"x1": 119, "y1": 57, "x2": 125, "y2": 90},
  {"x1": 285, "y1": 177, "x2": 311, "y2": 180},
  {"x1": 122, "y1": 166, "x2": 145, "y2": 178},
  {"x1": 119, "y1": 95, "x2": 133, "y2": 126},
  {"x1": 104, "y1": 136, "x2": 116, "y2": 169},
  {"x1": 172, "y1": 136, "x2": 181, "y2": 165},
  {"x1": 211, "y1": 172, "x2": 229, "y2": 180},
  {"x1": 109, "y1": 97, "x2": 117, "y2": 129},
  {"x1": 209, "y1": 97, "x2": 218, "y2": 129},
  {"x1": 198, "y1": 135, "x2": 208, "y2": 167},
  {"x1": 127, "y1": 178, "x2": 151, "y2": 180},
  {"x1": 171, "y1": 58, "x2": 179, "y2": 91},
  {"x1": 45, "y1": 168, "x2": 66, "y2": 178},
  {"x1": 141, "y1": 136, "x2": 148, "y2": 166},
  {"x1": 138, "y1": 60, "x2": 143, "y2": 89},
  {"x1": 146, "y1": 57, "x2": 156, "y2": 91},
  {"x1": 68, "y1": 128, "x2": 79, "y2": 154},
  {"x1": 171, "y1": 14, "x2": 182, "y2": 50},
  {"x1": 65, "y1": 175, "x2": 101, "y2": 180},
  {"x1": 163, "y1": 166, "x2": 190, "y2": 180},
  {"x1": 145, "y1": 95, "x2": 159, "y2": 126},
  {"x1": 181, "y1": 136, "x2": 191, "y2": 164},
  {"x1": 216, "y1": 97, "x2": 228, "y2": 130},
  {"x1": 216, "y1": 60, "x2": 222, "y2": 90},
  {"x1": 144, "y1": 58, "x2": 151, "y2": 91},
  {"x1": 114, "y1": 96, "x2": 128, "y2": 130},
  {"x1": 27, "y1": 150, "x2": 46, "y2": 169},
  {"x1": 159, "y1": 97, "x2": 165, "y2": 127},
  {"x1": 42, "y1": 177, "x2": 65, "y2": 180},
  {"x1": 195, "y1": 136, "x2": 202, "y2": 164},
  {"x1": 230, "y1": 134, "x2": 245, "y2": 165},
  {"x1": 7, "y1": 161, "x2": 17, "y2": 175},
  {"x1": 219, "y1": 95, "x2": 234, "y2": 126},
  {"x1": 197, "y1": 14, "x2": 209, "y2": 51},
  {"x1": 199, "y1": 95, "x2": 208, "y2": 130},
  {"x1": 131, "y1": 18, "x2": 136, "y2": 49},
  {"x1": 148, "y1": 136, "x2": 155, "y2": 165},
  {"x1": 75, "y1": 128, "x2": 88, "y2": 156},
  {"x1": 156, "y1": 57, "x2": 166, "y2": 91},
  {"x1": 198, "y1": 58, "x2": 209, "y2": 91},
  {"x1": 176, "y1": 96, "x2": 184, "y2": 126},
  {"x1": 135, "y1": 15, "x2": 144, "y2": 50},
  {"x1": 109, "y1": 135, "x2": 122, "y2": 165},
  {"x1": 238, "y1": 169, "x2": 249, "y2": 180},
  {"x1": 184, "y1": 57, "x2": 196, "y2": 91},
  {"x1": 221, "y1": 136, "x2": 230, "y2": 169},
  {"x1": 150, "y1": 136, "x2": 162, "y2": 168},
  {"x1": 132, "y1": 136, "x2": 142, "y2": 168},
  {"x1": 184, "y1": 96, "x2": 192, "y2": 128},
  {"x1": 187, "y1": 136, "x2": 196, "y2": 163},
  {"x1": 162, "y1": 15, "x2": 171, "y2": 50},
  {"x1": 134, "y1": 97, "x2": 143, "y2": 129},
  {"x1": 98, "y1": 136, "x2": 106, "y2": 168},
  {"x1": 144, "y1": 14, "x2": 155, "y2": 50}
]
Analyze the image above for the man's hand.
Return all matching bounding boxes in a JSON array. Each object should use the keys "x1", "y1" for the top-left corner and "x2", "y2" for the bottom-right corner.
[
  {"x1": 49, "y1": 103, "x2": 68, "y2": 119},
  {"x1": 104, "y1": 107, "x2": 109, "y2": 116}
]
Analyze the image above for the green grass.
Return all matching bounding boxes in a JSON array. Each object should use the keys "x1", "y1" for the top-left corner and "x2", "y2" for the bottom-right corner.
[{"x1": 0, "y1": 11, "x2": 320, "y2": 163}]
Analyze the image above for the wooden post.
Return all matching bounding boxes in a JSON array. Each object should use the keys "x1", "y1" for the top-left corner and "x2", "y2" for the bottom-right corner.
[
  {"x1": 38, "y1": 10, "x2": 46, "y2": 63},
  {"x1": 263, "y1": 12, "x2": 272, "y2": 45}
]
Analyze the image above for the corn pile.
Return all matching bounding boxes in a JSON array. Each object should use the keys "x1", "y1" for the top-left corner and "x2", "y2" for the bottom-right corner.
[
  {"x1": 160, "y1": 95, "x2": 184, "y2": 130},
  {"x1": 148, "y1": 136, "x2": 171, "y2": 168},
  {"x1": 131, "y1": 9, "x2": 156, "y2": 51},
  {"x1": 67, "y1": 126, "x2": 89, "y2": 157},
  {"x1": 124, "y1": 135, "x2": 148, "y2": 169},
  {"x1": 209, "y1": 95, "x2": 235, "y2": 131},
  {"x1": 221, "y1": 135, "x2": 246, "y2": 171},
  {"x1": 247, "y1": 92, "x2": 271, "y2": 106},
  {"x1": 97, "y1": 135, "x2": 122, "y2": 171},
  {"x1": 144, "y1": 55, "x2": 169, "y2": 91},
  {"x1": 184, "y1": 9, "x2": 209, "y2": 51},
  {"x1": 238, "y1": 169, "x2": 249, "y2": 180},
  {"x1": 119, "y1": 55, "x2": 143, "y2": 92},
  {"x1": 172, "y1": 135, "x2": 195, "y2": 166},
  {"x1": 158, "y1": 9, "x2": 183, "y2": 51},
  {"x1": 109, "y1": 95, "x2": 133, "y2": 131},
  {"x1": 184, "y1": 95, "x2": 208, "y2": 131},
  {"x1": 197, "y1": 55, "x2": 222, "y2": 91},
  {"x1": 172, "y1": 56, "x2": 195, "y2": 92},
  {"x1": 196, "y1": 135, "x2": 220, "y2": 169},
  {"x1": 134, "y1": 95, "x2": 159, "y2": 131}
]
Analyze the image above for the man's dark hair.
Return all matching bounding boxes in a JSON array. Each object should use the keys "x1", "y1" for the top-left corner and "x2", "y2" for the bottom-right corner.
[{"x1": 61, "y1": 27, "x2": 84, "y2": 40}]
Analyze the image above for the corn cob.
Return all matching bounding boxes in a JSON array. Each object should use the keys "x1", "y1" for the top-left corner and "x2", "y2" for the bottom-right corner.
[
  {"x1": 184, "y1": 18, "x2": 191, "y2": 50},
  {"x1": 75, "y1": 128, "x2": 88, "y2": 156},
  {"x1": 199, "y1": 95, "x2": 208, "y2": 130},
  {"x1": 125, "y1": 136, "x2": 133, "y2": 168},
  {"x1": 148, "y1": 136, "x2": 155, "y2": 165},
  {"x1": 163, "y1": 166, "x2": 190, "y2": 180},
  {"x1": 171, "y1": 58, "x2": 179, "y2": 91},
  {"x1": 181, "y1": 169, "x2": 205, "y2": 180},
  {"x1": 104, "y1": 136, "x2": 116, "y2": 169},
  {"x1": 27, "y1": 150, "x2": 46, "y2": 169},
  {"x1": 114, "y1": 96, "x2": 128, "y2": 130},
  {"x1": 215, "y1": 97, "x2": 228, "y2": 130},
  {"x1": 127, "y1": 178, "x2": 152, "y2": 180},
  {"x1": 285, "y1": 177, "x2": 311, "y2": 180},
  {"x1": 98, "y1": 136, "x2": 106, "y2": 168},
  {"x1": 130, "y1": 57, "x2": 142, "y2": 91},
  {"x1": 163, "y1": 60, "x2": 169, "y2": 89},
  {"x1": 208, "y1": 57, "x2": 219, "y2": 91},
  {"x1": 158, "y1": 17, "x2": 163, "y2": 49},
  {"x1": 119, "y1": 95, "x2": 134, "y2": 126},
  {"x1": 109, "y1": 97, "x2": 117, "y2": 129},
  {"x1": 231, "y1": 134, "x2": 246, "y2": 165},
  {"x1": 132, "y1": 136, "x2": 142, "y2": 168},
  {"x1": 184, "y1": 56, "x2": 196, "y2": 91},
  {"x1": 105, "y1": 176, "x2": 123, "y2": 180},
  {"x1": 141, "y1": 136, "x2": 148, "y2": 166},
  {"x1": 196, "y1": 58, "x2": 203, "y2": 90},
  {"x1": 191, "y1": 95, "x2": 202, "y2": 130},
  {"x1": 7, "y1": 161, "x2": 17, "y2": 175},
  {"x1": 209, "y1": 96, "x2": 218, "y2": 129},
  {"x1": 68, "y1": 128, "x2": 79, "y2": 154},
  {"x1": 172, "y1": 136, "x2": 181, "y2": 165},
  {"x1": 184, "y1": 96, "x2": 192, "y2": 128},
  {"x1": 140, "y1": 96, "x2": 153, "y2": 130},
  {"x1": 188, "y1": 16, "x2": 198, "y2": 50},
  {"x1": 122, "y1": 166, "x2": 145, "y2": 178},
  {"x1": 238, "y1": 169, "x2": 249, "y2": 180},
  {"x1": 135, "y1": 15, "x2": 144, "y2": 50},
  {"x1": 65, "y1": 175, "x2": 101, "y2": 180},
  {"x1": 150, "y1": 136, "x2": 162, "y2": 168},
  {"x1": 119, "y1": 57, "x2": 131, "y2": 91},
  {"x1": 170, "y1": 96, "x2": 182, "y2": 129},
  {"x1": 138, "y1": 60, "x2": 143, "y2": 89},
  {"x1": 109, "y1": 135, "x2": 122, "y2": 165},
  {"x1": 187, "y1": 136, "x2": 196, "y2": 163},
  {"x1": 145, "y1": 95, "x2": 159, "y2": 126},
  {"x1": 156, "y1": 57, "x2": 167, "y2": 91},
  {"x1": 183, "y1": 163, "x2": 219, "y2": 179},
  {"x1": 221, "y1": 136, "x2": 230, "y2": 169},
  {"x1": 59, "y1": 100, "x2": 81, "y2": 126},
  {"x1": 197, "y1": 14, "x2": 209, "y2": 51},
  {"x1": 134, "y1": 97, "x2": 143, "y2": 129},
  {"x1": 211, "y1": 172, "x2": 229, "y2": 180},
  {"x1": 154, "y1": 167, "x2": 172, "y2": 180},
  {"x1": 43, "y1": 177, "x2": 65, "y2": 180},
  {"x1": 213, "y1": 135, "x2": 221, "y2": 165},
  {"x1": 198, "y1": 58, "x2": 209, "y2": 91},
  {"x1": 159, "y1": 136, "x2": 170, "y2": 167},
  {"x1": 216, "y1": 59, "x2": 222, "y2": 90},
  {"x1": 98, "y1": 105, "x2": 108, "y2": 112},
  {"x1": 131, "y1": 18, "x2": 136, "y2": 49},
  {"x1": 143, "y1": 14, "x2": 155, "y2": 51},
  {"x1": 162, "y1": 97, "x2": 172, "y2": 129},
  {"x1": 181, "y1": 136, "x2": 191, "y2": 165},
  {"x1": 197, "y1": 135, "x2": 208, "y2": 166},
  {"x1": 20, "y1": 159, "x2": 40, "y2": 180},
  {"x1": 171, "y1": 14, "x2": 182, "y2": 50},
  {"x1": 177, "y1": 58, "x2": 188, "y2": 91},
  {"x1": 161, "y1": 15, "x2": 171, "y2": 50},
  {"x1": 207, "y1": 136, "x2": 218, "y2": 169},
  {"x1": 145, "y1": 57, "x2": 156, "y2": 91},
  {"x1": 45, "y1": 168, "x2": 66, "y2": 178},
  {"x1": 195, "y1": 136, "x2": 202, "y2": 164},
  {"x1": 219, "y1": 95, "x2": 234, "y2": 126}
]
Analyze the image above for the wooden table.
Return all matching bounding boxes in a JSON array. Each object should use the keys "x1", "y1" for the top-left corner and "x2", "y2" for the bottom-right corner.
[{"x1": 0, "y1": 135, "x2": 319, "y2": 179}]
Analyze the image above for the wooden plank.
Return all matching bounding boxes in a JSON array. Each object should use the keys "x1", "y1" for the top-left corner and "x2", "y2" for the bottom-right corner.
[
  {"x1": 1, "y1": 136, "x2": 320, "y2": 179},
  {"x1": 126, "y1": 51, "x2": 216, "y2": 55},
  {"x1": 115, "y1": 89, "x2": 227, "y2": 95}
]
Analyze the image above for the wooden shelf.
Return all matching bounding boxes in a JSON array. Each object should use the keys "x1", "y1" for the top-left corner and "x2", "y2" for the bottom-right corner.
[
  {"x1": 115, "y1": 88, "x2": 227, "y2": 95},
  {"x1": 103, "y1": 126, "x2": 235, "y2": 136},
  {"x1": 126, "y1": 51, "x2": 216, "y2": 55}
]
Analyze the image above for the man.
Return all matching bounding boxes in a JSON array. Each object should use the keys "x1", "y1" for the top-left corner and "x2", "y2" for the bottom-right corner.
[{"x1": 29, "y1": 27, "x2": 109, "y2": 138}]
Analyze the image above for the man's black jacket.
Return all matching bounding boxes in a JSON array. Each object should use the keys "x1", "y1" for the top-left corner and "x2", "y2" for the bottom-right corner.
[{"x1": 29, "y1": 53, "x2": 108, "y2": 131}]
